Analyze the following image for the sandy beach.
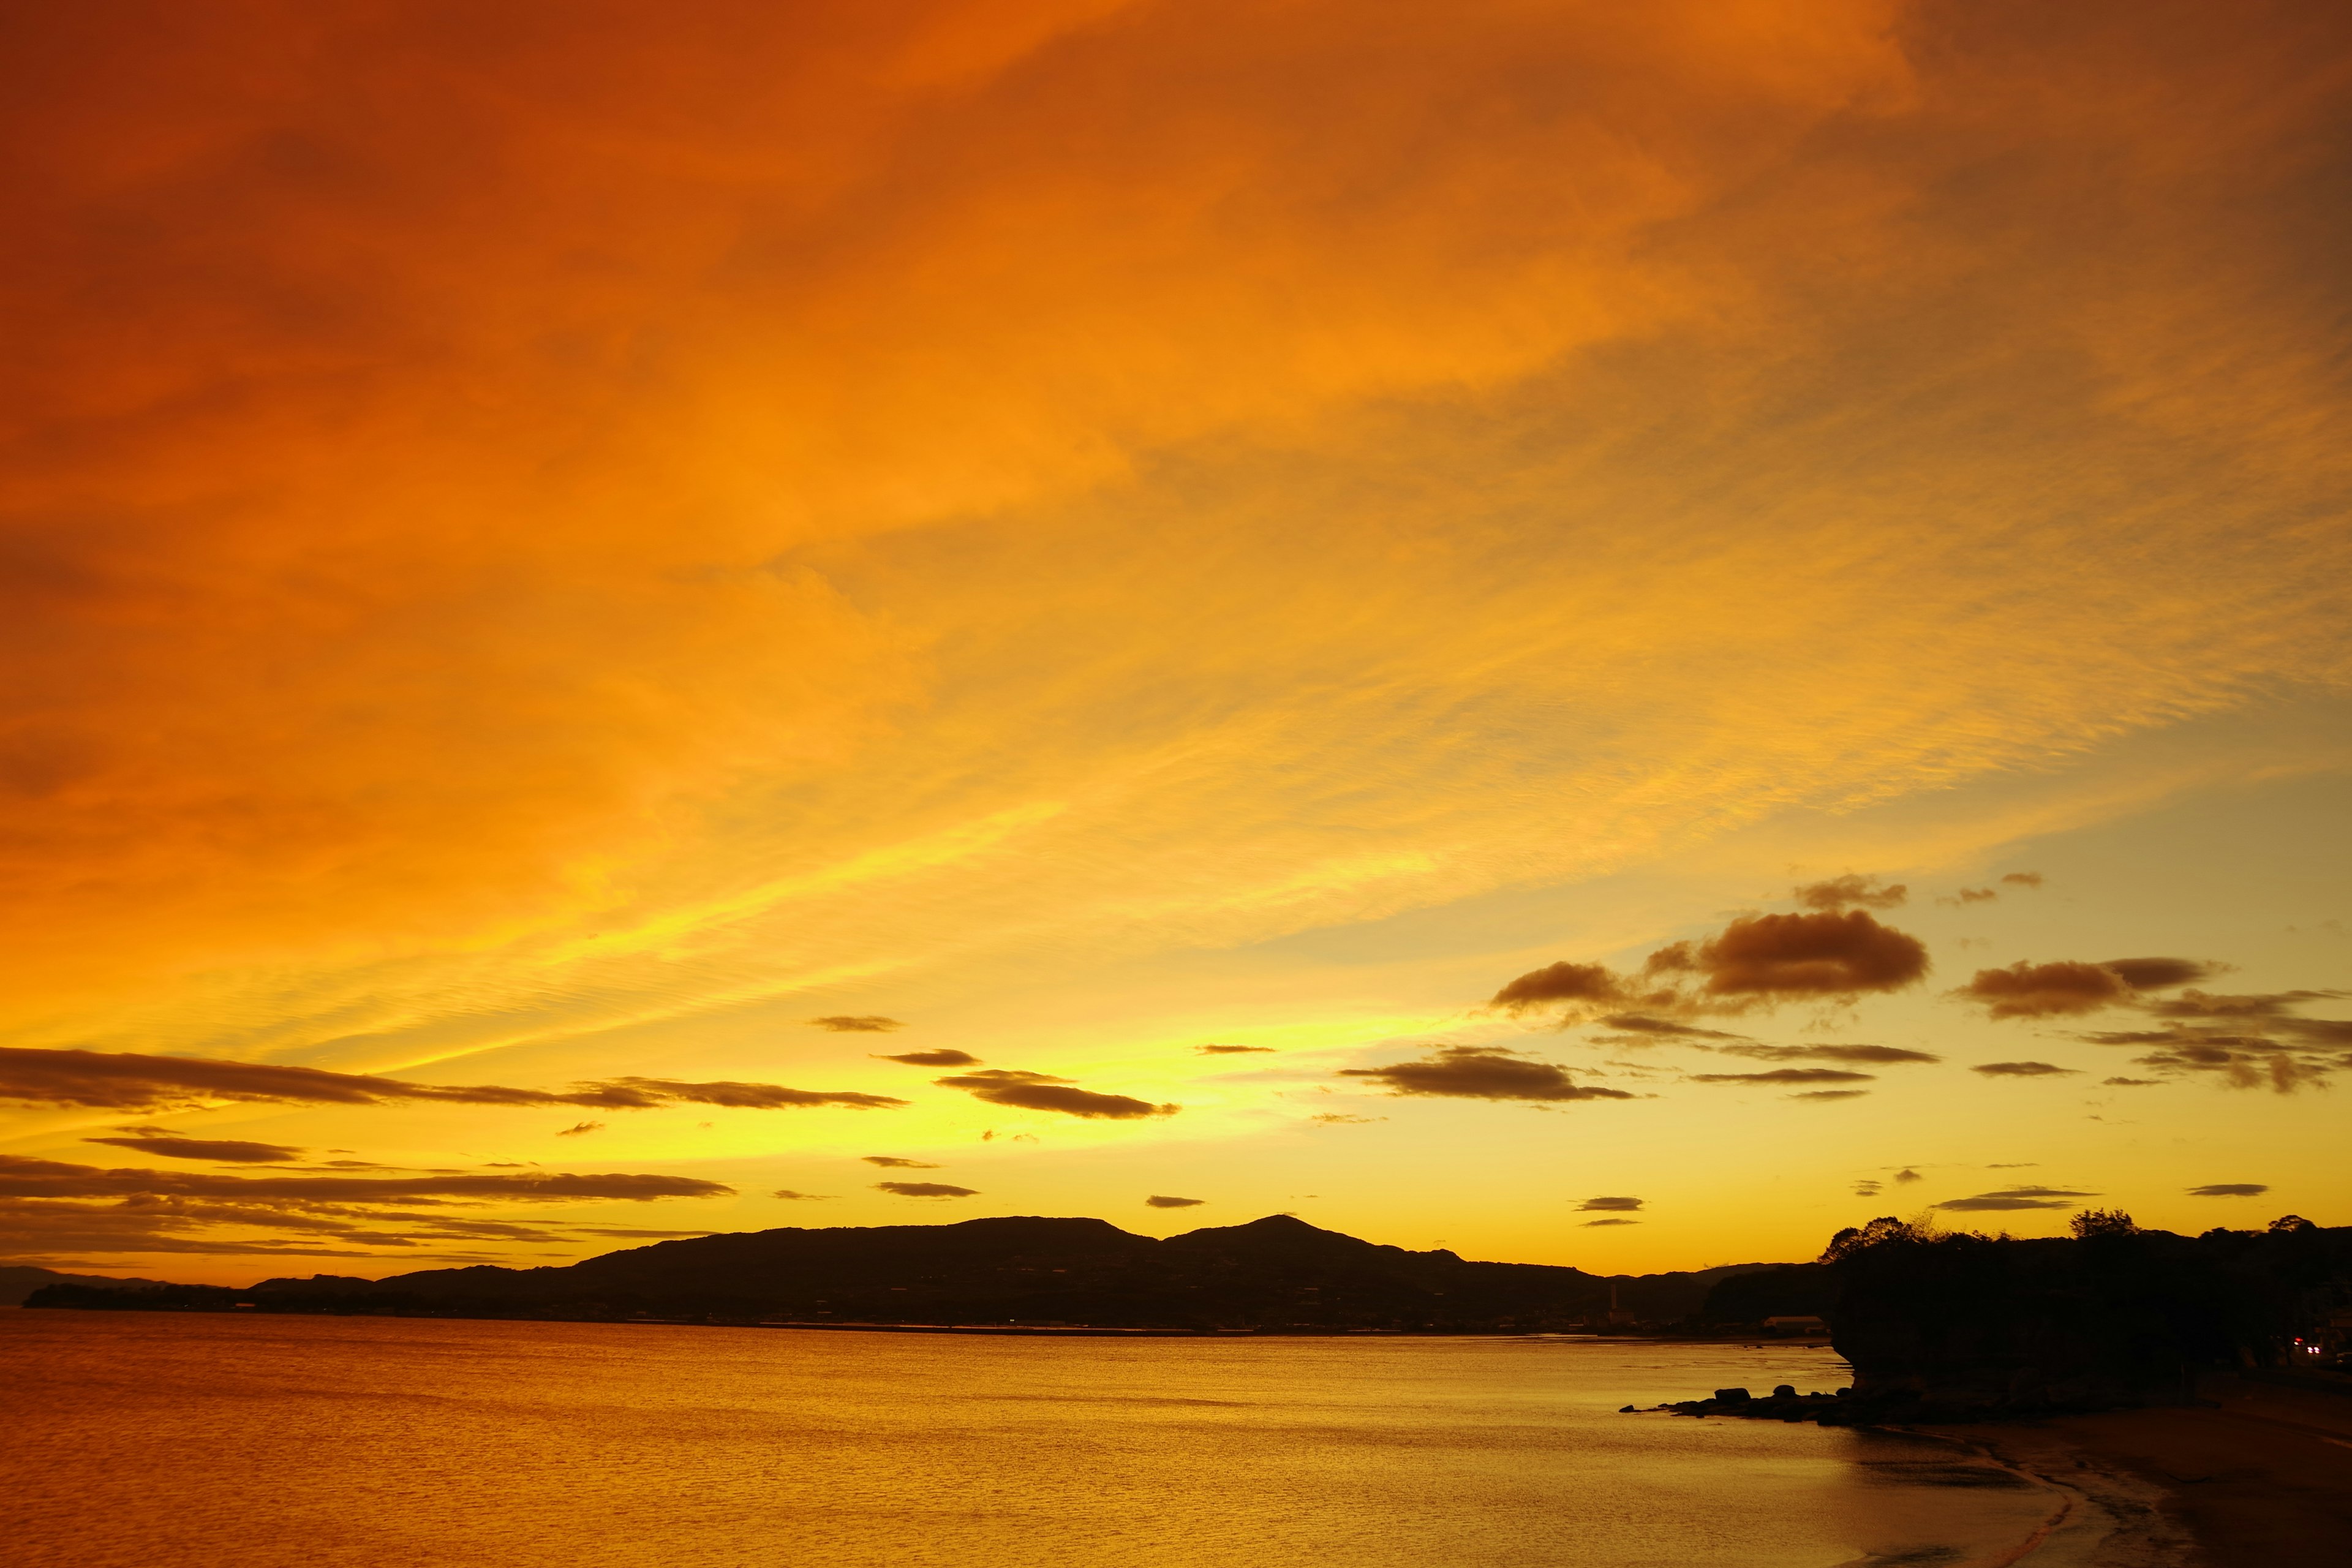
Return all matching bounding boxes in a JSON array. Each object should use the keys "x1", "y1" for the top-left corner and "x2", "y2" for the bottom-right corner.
[{"x1": 1918, "y1": 1375, "x2": 2352, "y2": 1567}]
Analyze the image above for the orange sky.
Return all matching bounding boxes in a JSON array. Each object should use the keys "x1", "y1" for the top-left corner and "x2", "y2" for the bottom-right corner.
[{"x1": 4, "y1": 1, "x2": 2350, "y2": 1283}]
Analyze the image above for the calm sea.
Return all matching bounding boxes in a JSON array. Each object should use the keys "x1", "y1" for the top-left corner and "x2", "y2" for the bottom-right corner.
[{"x1": 3, "y1": 1311, "x2": 2060, "y2": 1567}]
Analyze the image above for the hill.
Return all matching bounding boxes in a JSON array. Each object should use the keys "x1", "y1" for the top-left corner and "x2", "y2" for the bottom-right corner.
[
  {"x1": 23, "y1": 1214, "x2": 1779, "y2": 1331},
  {"x1": 0, "y1": 1264, "x2": 165, "y2": 1306}
]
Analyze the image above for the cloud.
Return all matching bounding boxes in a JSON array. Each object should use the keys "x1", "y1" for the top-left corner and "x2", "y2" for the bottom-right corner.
[
  {"x1": 0, "y1": 1049, "x2": 904, "y2": 1113},
  {"x1": 876, "y1": 1050, "x2": 983, "y2": 1068},
  {"x1": 554, "y1": 1121, "x2": 605, "y2": 1137},
  {"x1": 1688, "y1": 1068, "x2": 1874, "y2": 1085},
  {"x1": 2077, "y1": 989, "x2": 2351, "y2": 1091},
  {"x1": 1145, "y1": 1195, "x2": 1205, "y2": 1208},
  {"x1": 1196, "y1": 1044, "x2": 1275, "y2": 1054},
  {"x1": 1576, "y1": 1196, "x2": 1643, "y2": 1212},
  {"x1": 1944, "y1": 887, "x2": 1998, "y2": 905},
  {"x1": 0, "y1": 1155, "x2": 730, "y2": 1205},
  {"x1": 1580, "y1": 1218, "x2": 1640, "y2": 1227},
  {"x1": 1853, "y1": 1180, "x2": 1882, "y2": 1196},
  {"x1": 1716, "y1": 1044, "x2": 1939, "y2": 1065},
  {"x1": 771, "y1": 1189, "x2": 836, "y2": 1200},
  {"x1": 1646, "y1": 912, "x2": 1930, "y2": 1003},
  {"x1": 1494, "y1": 911, "x2": 1929, "y2": 1023},
  {"x1": 597, "y1": 1077, "x2": 908, "y2": 1110},
  {"x1": 1970, "y1": 1061, "x2": 2079, "y2": 1077},
  {"x1": 1951, "y1": 961, "x2": 2127, "y2": 1019},
  {"x1": 1790, "y1": 1090, "x2": 1869, "y2": 1101},
  {"x1": 1893, "y1": 1169, "x2": 1922, "y2": 1183},
  {"x1": 1934, "y1": 1186, "x2": 2098, "y2": 1212},
  {"x1": 861, "y1": 1156, "x2": 940, "y2": 1169},
  {"x1": 1956, "y1": 957, "x2": 2234, "y2": 1021},
  {"x1": 83, "y1": 1131, "x2": 304, "y2": 1164},
  {"x1": 932, "y1": 1069, "x2": 1177, "y2": 1120},
  {"x1": 2143, "y1": 989, "x2": 2346, "y2": 1021},
  {"x1": 2099, "y1": 959, "x2": 2223, "y2": 991},
  {"x1": 2000, "y1": 872, "x2": 2045, "y2": 889},
  {"x1": 2101, "y1": 1076, "x2": 2162, "y2": 1087},
  {"x1": 1593, "y1": 1015, "x2": 1749, "y2": 1039},
  {"x1": 1793, "y1": 875, "x2": 1907, "y2": 911},
  {"x1": 0, "y1": 1152, "x2": 735, "y2": 1261},
  {"x1": 2186, "y1": 1183, "x2": 2269, "y2": 1197},
  {"x1": 1491, "y1": 961, "x2": 1629, "y2": 1011},
  {"x1": 1308, "y1": 1113, "x2": 1384, "y2": 1125},
  {"x1": 809, "y1": 1016, "x2": 903, "y2": 1032},
  {"x1": 1336, "y1": 1046, "x2": 1635, "y2": 1103},
  {"x1": 874, "y1": 1182, "x2": 978, "y2": 1198}
]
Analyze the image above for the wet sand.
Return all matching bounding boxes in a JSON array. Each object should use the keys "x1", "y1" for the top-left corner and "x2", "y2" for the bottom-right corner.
[{"x1": 1924, "y1": 1375, "x2": 2352, "y2": 1567}]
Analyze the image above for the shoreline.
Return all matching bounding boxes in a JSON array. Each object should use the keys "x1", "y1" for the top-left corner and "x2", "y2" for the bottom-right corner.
[{"x1": 1912, "y1": 1374, "x2": 2352, "y2": 1566}]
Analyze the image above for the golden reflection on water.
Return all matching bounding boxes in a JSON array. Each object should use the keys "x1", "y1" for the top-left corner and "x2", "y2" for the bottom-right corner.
[{"x1": 3, "y1": 1313, "x2": 2052, "y2": 1567}]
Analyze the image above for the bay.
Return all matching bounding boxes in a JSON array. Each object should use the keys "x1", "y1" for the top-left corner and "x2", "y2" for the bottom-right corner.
[{"x1": 2, "y1": 1311, "x2": 2059, "y2": 1567}]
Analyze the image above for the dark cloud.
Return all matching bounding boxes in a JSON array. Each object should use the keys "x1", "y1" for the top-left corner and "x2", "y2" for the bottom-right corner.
[
  {"x1": 1794, "y1": 875, "x2": 1907, "y2": 911},
  {"x1": 1790, "y1": 1089, "x2": 1869, "y2": 1101},
  {"x1": 1958, "y1": 956, "x2": 2228, "y2": 1019},
  {"x1": 1575, "y1": 1196, "x2": 1643, "y2": 1212},
  {"x1": 932, "y1": 1069, "x2": 1177, "y2": 1120},
  {"x1": 1688, "y1": 1068, "x2": 1874, "y2": 1085},
  {"x1": 1947, "y1": 887, "x2": 1998, "y2": 905},
  {"x1": 1594, "y1": 1015, "x2": 1747, "y2": 1039},
  {"x1": 0, "y1": 1048, "x2": 905, "y2": 1113},
  {"x1": 83, "y1": 1131, "x2": 304, "y2": 1164},
  {"x1": 1971, "y1": 1061, "x2": 2079, "y2": 1077},
  {"x1": 568, "y1": 1227, "x2": 719, "y2": 1238},
  {"x1": 1934, "y1": 1185, "x2": 2098, "y2": 1212},
  {"x1": 1337, "y1": 1046, "x2": 1635, "y2": 1103},
  {"x1": 1716, "y1": 1044, "x2": 1939, "y2": 1065},
  {"x1": 556, "y1": 1121, "x2": 603, "y2": 1137},
  {"x1": 809, "y1": 1016, "x2": 903, "y2": 1033},
  {"x1": 2186, "y1": 1183, "x2": 2269, "y2": 1198},
  {"x1": 1952, "y1": 960, "x2": 2131, "y2": 1019},
  {"x1": 2144, "y1": 989, "x2": 2345, "y2": 1020},
  {"x1": 1196, "y1": 1044, "x2": 1275, "y2": 1054},
  {"x1": 0, "y1": 1155, "x2": 731, "y2": 1205},
  {"x1": 2000, "y1": 872, "x2": 2045, "y2": 888},
  {"x1": 874, "y1": 1182, "x2": 978, "y2": 1198},
  {"x1": 876, "y1": 1049, "x2": 982, "y2": 1068},
  {"x1": 1145, "y1": 1195, "x2": 1205, "y2": 1208},
  {"x1": 1491, "y1": 960, "x2": 1628, "y2": 1011},
  {"x1": 1645, "y1": 911, "x2": 1929, "y2": 1002},
  {"x1": 861, "y1": 1156, "x2": 939, "y2": 1169},
  {"x1": 1492, "y1": 912, "x2": 1929, "y2": 1023},
  {"x1": 2102, "y1": 1076, "x2": 2162, "y2": 1087},
  {"x1": 2099, "y1": 959, "x2": 2222, "y2": 992},
  {"x1": 771, "y1": 1189, "x2": 835, "y2": 1200},
  {"x1": 1853, "y1": 1180, "x2": 1882, "y2": 1196},
  {"x1": 599, "y1": 1077, "x2": 907, "y2": 1110},
  {"x1": 1894, "y1": 1168, "x2": 1922, "y2": 1183},
  {"x1": 1580, "y1": 1218, "x2": 1639, "y2": 1227},
  {"x1": 2078, "y1": 992, "x2": 2351, "y2": 1090}
]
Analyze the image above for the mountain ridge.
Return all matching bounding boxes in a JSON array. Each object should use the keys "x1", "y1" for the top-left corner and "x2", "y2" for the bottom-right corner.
[{"x1": 27, "y1": 1213, "x2": 1786, "y2": 1331}]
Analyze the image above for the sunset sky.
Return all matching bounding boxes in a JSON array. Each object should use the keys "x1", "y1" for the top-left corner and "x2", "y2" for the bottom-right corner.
[{"x1": 4, "y1": 0, "x2": 2348, "y2": 1285}]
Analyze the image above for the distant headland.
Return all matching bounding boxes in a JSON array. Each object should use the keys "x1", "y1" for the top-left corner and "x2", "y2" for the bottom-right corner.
[
  {"x1": 18, "y1": 1213, "x2": 1781, "y2": 1334},
  {"x1": 24, "y1": 1208, "x2": 2350, "y2": 1423}
]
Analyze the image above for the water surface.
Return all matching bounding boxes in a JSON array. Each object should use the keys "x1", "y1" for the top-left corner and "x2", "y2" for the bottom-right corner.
[{"x1": 3, "y1": 1311, "x2": 2054, "y2": 1567}]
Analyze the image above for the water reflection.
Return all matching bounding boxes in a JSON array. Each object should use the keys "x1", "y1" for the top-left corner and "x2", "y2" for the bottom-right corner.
[{"x1": 2, "y1": 1313, "x2": 2057, "y2": 1568}]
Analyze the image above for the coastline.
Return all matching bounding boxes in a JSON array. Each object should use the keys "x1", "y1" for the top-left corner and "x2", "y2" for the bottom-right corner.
[{"x1": 1917, "y1": 1374, "x2": 2352, "y2": 1567}]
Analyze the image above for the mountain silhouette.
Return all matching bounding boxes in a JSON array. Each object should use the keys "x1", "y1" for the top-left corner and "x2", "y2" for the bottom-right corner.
[{"x1": 28, "y1": 1215, "x2": 1777, "y2": 1331}]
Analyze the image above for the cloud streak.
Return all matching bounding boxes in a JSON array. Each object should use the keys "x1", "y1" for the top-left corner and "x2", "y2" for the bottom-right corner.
[
  {"x1": 932, "y1": 1069, "x2": 1176, "y2": 1120},
  {"x1": 1337, "y1": 1047, "x2": 1635, "y2": 1104},
  {"x1": 0, "y1": 1049, "x2": 905, "y2": 1114},
  {"x1": 1493, "y1": 911, "x2": 1929, "y2": 1023}
]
